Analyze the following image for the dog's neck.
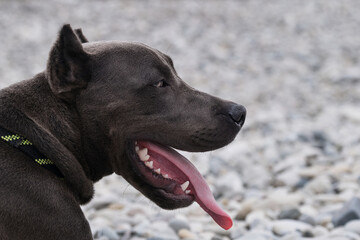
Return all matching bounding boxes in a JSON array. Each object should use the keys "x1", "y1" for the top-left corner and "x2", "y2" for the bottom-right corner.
[{"x1": 0, "y1": 73, "x2": 112, "y2": 203}]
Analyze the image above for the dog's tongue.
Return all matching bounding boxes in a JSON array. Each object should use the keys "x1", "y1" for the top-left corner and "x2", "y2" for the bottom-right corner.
[{"x1": 139, "y1": 141, "x2": 233, "y2": 230}]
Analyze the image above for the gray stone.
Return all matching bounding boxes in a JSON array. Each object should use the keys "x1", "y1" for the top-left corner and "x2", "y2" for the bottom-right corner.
[
  {"x1": 302, "y1": 230, "x2": 314, "y2": 238},
  {"x1": 242, "y1": 165, "x2": 271, "y2": 189},
  {"x1": 94, "y1": 237, "x2": 110, "y2": 240},
  {"x1": 230, "y1": 223, "x2": 247, "y2": 239},
  {"x1": 94, "y1": 227, "x2": 120, "y2": 240},
  {"x1": 272, "y1": 220, "x2": 312, "y2": 236},
  {"x1": 299, "y1": 214, "x2": 316, "y2": 226},
  {"x1": 233, "y1": 230, "x2": 277, "y2": 240},
  {"x1": 130, "y1": 238, "x2": 146, "y2": 240},
  {"x1": 328, "y1": 228, "x2": 360, "y2": 240},
  {"x1": 211, "y1": 236, "x2": 224, "y2": 240},
  {"x1": 214, "y1": 171, "x2": 244, "y2": 198},
  {"x1": 279, "y1": 232, "x2": 302, "y2": 240},
  {"x1": 246, "y1": 210, "x2": 270, "y2": 229},
  {"x1": 150, "y1": 221, "x2": 179, "y2": 240},
  {"x1": 276, "y1": 167, "x2": 301, "y2": 188},
  {"x1": 169, "y1": 218, "x2": 191, "y2": 233},
  {"x1": 299, "y1": 205, "x2": 318, "y2": 218},
  {"x1": 209, "y1": 156, "x2": 227, "y2": 176},
  {"x1": 132, "y1": 221, "x2": 150, "y2": 237},
  {"x1": 305, "y1": 175, "x2": 333, "y2": 194},
  {"x1": 344, "y1": 220, "x2": 360, "y2": 235},
  {"x1": 256, "y1": 190, "x2": 304, "y2": 210},
  {"x1": 294, "y1": 177, "x2": 310, "y2": 189},
  {"x1": 332, "y1": 197, "x2": 360, "y2": 227},
  {"x1": 311, "y1": 226, "x2": 329, "y2": 237},
  {"x1": 278, "y1": 208, "x2": 301, "y2": 220},
  {"x1": 84, "y1": 195, "x2": 118, "y2": 211}
]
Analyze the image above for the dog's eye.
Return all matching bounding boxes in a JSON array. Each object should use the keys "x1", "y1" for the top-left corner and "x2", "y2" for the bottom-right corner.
[{"x1": 153, "y1": 80, "x2": 168, "y2": 88}]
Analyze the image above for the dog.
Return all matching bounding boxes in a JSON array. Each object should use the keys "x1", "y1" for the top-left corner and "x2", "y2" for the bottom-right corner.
[{"x1": 0, "y1": 24, "x2": 246, "y2": 239}]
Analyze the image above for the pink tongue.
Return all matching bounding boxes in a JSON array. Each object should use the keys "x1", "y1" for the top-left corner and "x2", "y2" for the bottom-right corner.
[{"x1": 139, "y1": 141, "x2": 233, "y2": 230}]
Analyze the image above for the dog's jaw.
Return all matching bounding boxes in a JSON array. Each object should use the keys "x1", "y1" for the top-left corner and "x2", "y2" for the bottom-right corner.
[{"x1": 122, "y1": 140, "x2": 233, "y2": 230}]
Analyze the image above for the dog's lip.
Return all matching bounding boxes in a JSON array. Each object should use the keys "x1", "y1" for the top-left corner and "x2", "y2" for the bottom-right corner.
[{"x1": 126, "y1": 139, "x2": 233, "y2": 230}]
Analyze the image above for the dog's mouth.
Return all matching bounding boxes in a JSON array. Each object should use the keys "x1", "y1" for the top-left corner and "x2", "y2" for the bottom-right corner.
[{"x1": 127, "y1": 140, "x2": 232, "y2": 230}]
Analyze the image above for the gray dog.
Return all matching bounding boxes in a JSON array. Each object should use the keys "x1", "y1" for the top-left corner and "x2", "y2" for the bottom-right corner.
[{"x1": 0, "y1": 24, "x2": 246, "y2": 239}]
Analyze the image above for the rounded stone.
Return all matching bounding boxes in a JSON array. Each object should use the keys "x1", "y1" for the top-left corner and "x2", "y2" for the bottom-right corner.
[
  {"x1": 299, "y1": 214, "x2": 316, "y2": 226},
  {"x1": 169, "y1": 218, "x2": 191, "y2": 233},
  {"x1": 272, "y1": 220, "x2": 312, "y2": 236},
  {"x1": 278, "y1": 208, "x2": 301, "y2": 220},
  {"x1": 345, "y1": 220, "x2": 360, "y2": 235},
  {"x1": 178, "y1": 229, "x2": 195, "y2": 239},
  {"x1": 94, "y1": 227, "x2": 120, "y2": 240},
  {"x1": 305, "y1": 175, "x2": 333, "y2": 194},
  {"x1": 214, "y1": 171, "x2": 244, "y2": 197}
]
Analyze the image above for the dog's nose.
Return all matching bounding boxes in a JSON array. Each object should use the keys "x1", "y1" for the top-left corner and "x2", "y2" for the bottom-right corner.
[{"x1": 228, "y1": 104, "x2": 246, "y2": 127}]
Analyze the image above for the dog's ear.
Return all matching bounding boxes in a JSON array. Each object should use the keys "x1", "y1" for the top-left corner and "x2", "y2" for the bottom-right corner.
[
  {"x1": 46, "y1": 24, "x2": 90, "y2": 102},
  {"x1": 74, "y1": 28, "x2": 89, "y2": 43}
]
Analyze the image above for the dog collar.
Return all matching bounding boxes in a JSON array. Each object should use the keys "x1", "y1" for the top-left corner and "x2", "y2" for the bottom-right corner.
[{"x1": 0, "y1": 125, "x2": 63, "y2": 178}]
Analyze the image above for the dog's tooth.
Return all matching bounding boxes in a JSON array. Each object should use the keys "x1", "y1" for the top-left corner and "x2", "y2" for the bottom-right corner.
[
  {"x1": 181, "y1": 181, "x2": 190, "y2": 191},
  {"x1": 163, "y1": 174, "x2": 169, "y2": 178},
  {"x1": 155, "y1": 168, "x2": 161, "y2": 174},
  {"x1": 141, "y1": 155, "x2": 150, "y2": 161},
  {"x1": 185, "y1": 190, "x2": 191, "y2": 194},
  {"x1": 145, "y1": 161, "x2": 153, "y2": 169},
  {"x1": 138, "y1": 148, "x2": 148, "y2": 160},
  {"x1": 135, "y1": 146, "x2": 140, "y2": 152}
]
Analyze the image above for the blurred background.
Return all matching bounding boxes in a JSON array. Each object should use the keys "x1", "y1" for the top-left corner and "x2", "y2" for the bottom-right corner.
[{"x1": 1, "y1": 1, "x2": 360, "y2": 239}]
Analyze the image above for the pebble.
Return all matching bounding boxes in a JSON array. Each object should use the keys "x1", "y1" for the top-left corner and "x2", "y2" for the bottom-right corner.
[
  {"x1": 278, "y1": 208, "x2": 301, "y2": 220},
  {"x1": 130, "y1": 237, "x2": 146, "y2": 240},
  {"x1": 169, "y1": 218, "x2": 191, "y2": 233},
  {"x1": 299, "y1": 205, "x2": 318, "y2": 218},
  {"x1": 246, "y1": 210, "x2": 270, "y2": 230},
  {"x1": 241, "y1": 165, "x2": 272, "y2": 189},
  {"x1": 209, "y1": 156, "x2": 227, "y2": 176},
  {"x1": 332, "y1": 198, "x2": 360, "y2": 227},
  {"x1": 235, "y1": 199, "x2": 256, "y2": 220},
  {"x1": 298, "y1": 214, "x2": 316, "y2": 226},
  {"x1": 94, "y1": 237, "x2": 110, "y2": 240},
  {"x1": 305, "y1": 175, "x2": 333, "y2": 194},
  {"x1": 178, "y1": 229, "x2": 195, "y2": 239},
  {"x1": 94, "y1": 227, "x2": 120, "y2": 240},
  {"x1": 230, "y1": 223, "x2": 248, "y2": 239},
  {"x1": 256, "y1": 189, "x2": 304, "y2": 210},
  {"x1": 311, "y1": 226, "x2": 329, "y2": 237},
  {"x1": 214, "y1": 171, "x2": 244, "y2": 198},
  {"x1": 276, "y1": 167, "x2": 301, "y2": 188},
  {"x1": 233, "y1": 230, "x2": 277, "y2": 240},
  {"x1": 272, "y1": 220, "x2": 312, "y2": 236},
  {"x1": 328, "y1": 228, "x2": 360, "y2": 240},
  {"x1": 344, "y1": 220, "x2": 360, "y2": 235},
  {"x1": 210, "y1": 236, "x2": 227, "y2": 240}
]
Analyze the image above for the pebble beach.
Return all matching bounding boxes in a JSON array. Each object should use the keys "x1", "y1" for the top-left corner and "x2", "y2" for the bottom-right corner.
[{"x1": 1, "y1": 1, "x2": 360, "y2": 239}]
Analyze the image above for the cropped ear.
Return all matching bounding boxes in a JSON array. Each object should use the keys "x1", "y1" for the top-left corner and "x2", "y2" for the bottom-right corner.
[
  {"x1": 74, "y1": 28, "x2": 89, "y2": 43},
  {"x1": 46, "y1": 24, "x2": 91, "y2": 102}
]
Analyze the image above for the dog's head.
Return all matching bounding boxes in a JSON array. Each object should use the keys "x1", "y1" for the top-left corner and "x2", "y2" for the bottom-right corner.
[{"x1": 46, "y1": 24, "x2": 246, "y2": 229}]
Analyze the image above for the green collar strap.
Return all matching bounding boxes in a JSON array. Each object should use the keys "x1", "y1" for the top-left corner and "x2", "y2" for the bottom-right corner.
[{"x1": 0, "y1": 125, "x2": 63, "y2": 178}]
